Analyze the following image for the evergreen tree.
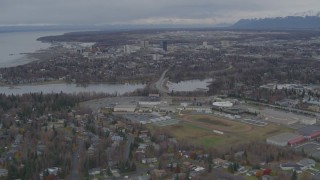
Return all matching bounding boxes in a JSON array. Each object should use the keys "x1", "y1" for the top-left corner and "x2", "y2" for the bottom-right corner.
[
  {"x1": 291, "y1": 170, "x2": 297, "y2": 180},
  {"x1": 228, "y1": 163, "x2": 234, "y2": 173},
  {"x1": 185, "y1": 170, "x2": 190, "y2": 180},
  {"x1": 174, "y1": 164, "x2": 181, "y2": 174},
  {"x1": 131, "y1": 162, "x2": 136, "y2": 171},
  {"x1": 170, "y1": 162, "x2": 173, "y2": 172},
  {"x1": 207, "y1": 153, "x2": 213, "y2": 164},
  {"x1": 174, "y1": 174, "x2": 179, "y2": 180},
  {"x1": 158, "y1": 160, "x2": 163, "y2": 169},
  {"x1": 208, "y1": 163, "x2": 212, "y2": 173},
  {"x1": 43, "y1": 169, "x2": 49, "y2": 180}
]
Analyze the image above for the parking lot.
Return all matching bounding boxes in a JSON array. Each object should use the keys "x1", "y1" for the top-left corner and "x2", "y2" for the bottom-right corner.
[
  {"x1": 295, "y1": 142, "x2": 320, "y2": 155},
  {"x1": 260, "y1": 108, "x2": 316, "y2": 125},
  {"x1": 241, "y1": 119, "x2": 268, "y2": 126}
]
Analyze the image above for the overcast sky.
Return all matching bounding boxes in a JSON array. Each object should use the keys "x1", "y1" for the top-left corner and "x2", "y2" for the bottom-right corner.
[{"x1": 1, "y1": 0, "x2": 320, "y2": 26}]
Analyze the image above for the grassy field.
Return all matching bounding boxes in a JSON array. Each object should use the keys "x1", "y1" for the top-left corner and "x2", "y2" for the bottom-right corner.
[
  {"x1": 315, "y1": 162, "x2": 320, "y2": 170},
  {"x1": 148, "y1": 114, "x2": 293, "y2": 149},
  {"x1": 181, "y1": 114, "x2": 252, "y2": 133},
  {"x1": 200, "y1": 136, "x2": 224, "y2": 147},
  {"x1": 153, "y1": 123, "x2": 225, "y2": 148},
  {"x1": 246, "y1": 176, "x2": 259, "y2": 180},
  {"x1": 197, "y1": 118, "x2": 231, "y2": 127}
]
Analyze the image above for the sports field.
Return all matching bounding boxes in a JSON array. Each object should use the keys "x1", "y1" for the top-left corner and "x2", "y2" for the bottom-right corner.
[
  {"x1": 182, "y1": 115, "x2": 252, "y2": 133},
  {"x1": 149, "y1": 114, "x2": 292, "y2": 149}
]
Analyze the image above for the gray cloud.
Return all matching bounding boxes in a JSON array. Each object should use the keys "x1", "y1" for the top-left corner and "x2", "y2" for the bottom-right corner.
[{"x1": 0, "y1": 0, "x2": 319, "y2": 25}]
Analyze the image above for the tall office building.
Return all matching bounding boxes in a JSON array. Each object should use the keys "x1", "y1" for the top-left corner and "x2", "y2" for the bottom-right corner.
[
  {"x1": 124, "y1": 45, "x2": 131, "y2": 54},
  {"x1": 161, "y1": 41, "x2": 168, "y2": 51},
  {"x1": 141, "y1": 41, "x2": 149, "y2": 49}
]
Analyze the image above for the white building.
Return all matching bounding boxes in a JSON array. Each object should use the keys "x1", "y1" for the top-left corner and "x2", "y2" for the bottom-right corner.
[
  {"x1": 297, "y1": 158, "x2": 315, "y2": 169},
  {"x1": 141, "y1": 41, "x2": 149, "y2": 48},
  {"x1": 300, "y1": 118, "x2": 317, "y2": 125},
  {"x1": 152, "y1": 54, "x2": 163, "y2": 61},
  {"x1": 202, "y1": 41, "x2": 208, "y2": 48},
  {"x1": 139, "y1": 101, "x2": 161, "y2": 107},
  {"x1": 212, "y1": 101, "x2": 233, "y2": 108},
  {"x1": 221, "y1": 40, "x2": 231, "y2": 48},
  {"x1": 124, "y1": 45, "x2": 131, "y2": 54},
  {"x1": 113, "y1": 104, "x2": 137, "y2": 112}
]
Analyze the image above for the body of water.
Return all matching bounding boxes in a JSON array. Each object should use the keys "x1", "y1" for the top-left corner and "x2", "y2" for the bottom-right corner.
[
  {"x1": 0, "y1": 83, "x2": 145, "y2": 95},
  {"x1": 0, "y1": 31, "x2": 147, "y2": 95},
  {"x1": 0, "y1": 31, "x2": 65, "y2": 67},
  {"x1": 167, "y1": 79, "x2": 212, "y2": 92}
]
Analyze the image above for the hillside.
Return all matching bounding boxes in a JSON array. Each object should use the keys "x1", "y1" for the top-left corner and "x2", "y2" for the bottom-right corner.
[{"x1": 232, "y1": 16, "x2": 320, "y2": 30}]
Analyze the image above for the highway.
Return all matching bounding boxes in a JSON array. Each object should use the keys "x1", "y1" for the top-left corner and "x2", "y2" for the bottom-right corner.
[{"x1": 153, "y1": 66, "x2": 171, "y2": 94}]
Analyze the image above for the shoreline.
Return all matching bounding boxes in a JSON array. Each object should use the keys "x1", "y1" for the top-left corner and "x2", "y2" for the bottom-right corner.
[
  {"x1": 0, "y1": 80, "x2": 147, "y2": 87},
  {"x1": 0, "y1": 31, "x2": 61, "y2": 68}
]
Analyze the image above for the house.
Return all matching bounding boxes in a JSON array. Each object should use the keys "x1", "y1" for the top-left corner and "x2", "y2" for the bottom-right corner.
[
  {"x1": 47, "y1": 167, "x2": 60, "y2": 176},
  {"x1": 262, "y1": 175, "x2": 275, "y2": 180},
  {"x1": 238, "y1": 166, "x2": 247, "y2": 174},
  {"x1": 0, "y1": 169, "x2": 8, "y2": 177},
  {"x1": 88, "y1": 168, "x2": 101, "y2": 177},
  {"x1": 193, "y1": 166, "x2": 205, "y2": 172},
  {"x1": 263, "y1": 169, "x2": 272, "y2": 175},
  {"x1": 111, "y1": 169, "x2": 121, "y2": 178},
  {"x1": 234, "y1": 151, "x2": 245, "y2": 158},
  {"x1": 183, "y1": 162, "x2": 193, "y2": 169},
  {"x1": 137, "y1": 174, "x2": 151, "y2": 180},
  {"x1": 138, "y1": 143, "x2": 148, "y2": 149},
  {"x1": 213, "y1": 158, "x2": 227, "y2": 166},
  {"x1": 40, "y1": 167, "x2": 61, "y2": 179},
  {"x1": 141, "y1": 158, "x2": 158, "y2": 164},
  {"x1": 313, "y1": 172, "x2": 320, "y2": 180},
  {"x1": 297, "y1": 158, "x2": 316, "y2": 169},
  {"x1": 280, "y1": 163, "x2": 303, "y2": 173},
  {"x1": 37, "y1": 144, "x2": 46, "y2": 156},
  {"x1": 87, "y1": 145, "x2": 96, "y2": 156},
  {"x1": 111, "y1": 135, "x2": 124, "y2": 142},
  {"x1": 152, "y1": 169, "x2": 167, "y2": 179}
]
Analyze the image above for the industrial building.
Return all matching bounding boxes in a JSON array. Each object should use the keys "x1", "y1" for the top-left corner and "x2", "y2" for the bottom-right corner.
[
  {"x1": 212, "y1": 101, "x2": 233, "y2": 109},
  {"x1": 266, "y1": 132, "x2": 305, "y2": 147},
  {"x1": 137, "y1": 101, "x2": 161, "y2": 112},
  {"x1": 300, "y1": 118, "x2": 317, "y2": 125},
  {"x1": 113, "y1": 104, "x2": 137, "y2": 112},
  {"x1": 298, "y1": 125, "x2": 320, "y2": 139}
]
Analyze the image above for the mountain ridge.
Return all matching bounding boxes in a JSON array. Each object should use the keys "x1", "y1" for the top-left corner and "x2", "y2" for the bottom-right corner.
[{"x1": 231, "y1": 15, "x2": 320, "y2": 30}]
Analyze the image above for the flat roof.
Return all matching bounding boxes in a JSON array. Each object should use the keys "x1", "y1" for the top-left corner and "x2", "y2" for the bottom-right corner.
[
  {"x1": 267, "y1": 132, "x2": 302, "y2": 143},
  {"x1": 114, "y1": 104, "x2": 137, "y2": 109},
  {"x1": 295, "y1": 142, "x2": 320, "y2": 155},
  {"x1": 298, "y1": 125, "x2": 320, "y2": 136},
  {"x1": 212, "y1": 101, "x2": 233, "y2": 107}
]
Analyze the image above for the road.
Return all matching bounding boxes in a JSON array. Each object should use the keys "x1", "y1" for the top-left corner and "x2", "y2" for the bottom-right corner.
[
  {"x1": 70, "y1": 138, "x2": 84, "y2": 180},
  {"x1": 153, "y1": 64, "x2": 232, "y2": 95},
  {"x1": 154, "y1": 67, "x2": 171, "y2": 94},
  {"x1": 124, "y1": 134, "x2": 134, "y2": 161},
  {"x1": 246, "y1": 100, "x2": 320, "y2": 118}
]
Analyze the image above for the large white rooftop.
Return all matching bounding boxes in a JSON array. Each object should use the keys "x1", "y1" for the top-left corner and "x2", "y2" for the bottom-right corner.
[{"x1": 212, "y1": 101, "x2": 233, "y2": 107}]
